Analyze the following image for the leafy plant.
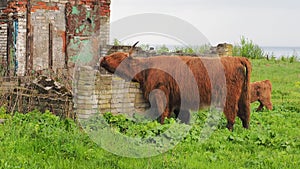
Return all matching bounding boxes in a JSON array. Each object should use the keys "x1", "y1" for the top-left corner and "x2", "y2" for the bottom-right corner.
[
  {"x1": 174, "y1": 44, "x2": 211, "y2": 55},
  {"x1": 139, "y1": 44, "x2": 150, "y2": 51},
  {"x1": 113, "y1": 38, "x2": 122, "y2": 46},
  {"x1": 233, "y1": 36, "x2": 266, "y2": 59},
  {"x1": 156, "y1": 45, "x2": 170, "y2": 54},
  {"x1": 288, "y1": 55, "x2": 298, "y2": 63},
  {"x1": 0, "y1": 106, "x2": 10, "y2": 119}
]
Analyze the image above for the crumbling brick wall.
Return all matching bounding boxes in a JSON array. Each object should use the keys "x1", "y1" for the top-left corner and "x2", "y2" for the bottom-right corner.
[
  {"x1": 74, "y1": 66, "x2": 149, "y2": 119},
  {"x1": 0, "y1": 0, "x2": 111, "y2": 76}
]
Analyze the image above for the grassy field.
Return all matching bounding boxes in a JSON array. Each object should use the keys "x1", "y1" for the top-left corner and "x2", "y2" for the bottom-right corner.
[{"x1": 0, "y1": 58, "x2": 300, "y2": 169}]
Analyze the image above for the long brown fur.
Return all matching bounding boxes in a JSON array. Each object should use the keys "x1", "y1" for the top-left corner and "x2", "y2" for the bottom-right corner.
[
  {"x1": 100, "y1": 52, "x2": 252, "y2": 131},
  {"x1": 250, "y1": 80, "x2": 273, "y2": 111}
]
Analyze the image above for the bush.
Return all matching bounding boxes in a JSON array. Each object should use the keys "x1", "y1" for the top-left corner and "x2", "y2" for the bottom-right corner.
[
  {"x1": 174, "y1": 44, "x2": 211, "y2": 55},
  {"x1": 233, "y1": 36, "x2": 266, "y2": 59},
  {"x1": 156, "y1": 45, "x2": 170, "y2": 54},
  {"x1": 113, "y1": 38, "x2": 122, "y2": 46}
]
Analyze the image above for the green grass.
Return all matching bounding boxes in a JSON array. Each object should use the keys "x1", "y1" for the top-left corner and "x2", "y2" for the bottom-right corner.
[{"x1": 1, "y1": 58, "x2": 300, "y2": 168}]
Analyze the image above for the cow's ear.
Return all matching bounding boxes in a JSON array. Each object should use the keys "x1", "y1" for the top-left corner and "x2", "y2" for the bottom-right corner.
[{"x1": 128, "y1": 41, "x2": 139, "y2": 56}]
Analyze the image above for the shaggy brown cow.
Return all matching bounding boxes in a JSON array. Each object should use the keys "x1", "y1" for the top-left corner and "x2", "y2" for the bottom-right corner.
[
  {"x1": 250, "y1": 80, "x2": 273, "y2": 111},
  {"x1": 100, "y1": 45, "x2": 252, "y2": 131}
]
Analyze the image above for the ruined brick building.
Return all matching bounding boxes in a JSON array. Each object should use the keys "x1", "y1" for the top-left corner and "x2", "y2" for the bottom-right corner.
[{"x1": 0, "y1": 0, "x2": 110, "y2": 76}]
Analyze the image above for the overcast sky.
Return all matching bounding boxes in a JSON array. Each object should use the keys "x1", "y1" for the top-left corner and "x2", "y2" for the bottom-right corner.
[{"x1": 110, "y1": 0, "x2": 300, "y2": 47}]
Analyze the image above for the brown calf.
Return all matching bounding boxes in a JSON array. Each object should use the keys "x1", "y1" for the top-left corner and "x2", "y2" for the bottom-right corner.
[{"x1": 250, "y1": 80, "x2": 273, "y2": 111}]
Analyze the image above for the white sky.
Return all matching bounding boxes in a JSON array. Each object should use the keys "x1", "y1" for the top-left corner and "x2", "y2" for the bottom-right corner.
[{"x1": 110, "y1": 0, "x2": 300, "y2": 47}]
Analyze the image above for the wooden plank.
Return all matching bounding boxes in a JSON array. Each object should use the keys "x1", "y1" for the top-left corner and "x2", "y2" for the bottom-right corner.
[
  {"x1": 49, "y1": 23, "x2": 53, "y2": 70},
  {"x1": 6, "y1": 17, "x2": 13, "y2": 76},
  {"x1": 25, "y1": 0, "x2": 32, "y2": 74}
]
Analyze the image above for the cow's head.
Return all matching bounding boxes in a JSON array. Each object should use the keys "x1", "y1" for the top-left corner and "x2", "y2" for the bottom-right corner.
[
  {"x1": 100, "y1": 52, "x2": 129, "y2": 73},
  {"x1": 100, "y1": 41, "x2": 139, "y2": 74}
]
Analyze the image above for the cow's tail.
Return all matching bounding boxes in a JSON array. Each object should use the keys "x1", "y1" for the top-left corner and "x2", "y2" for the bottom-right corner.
[
  {"x1": 239, "y1": 57, "x2": 252, "y2": 128},
  {"x1": 240, "y1": 57, "x2": 251, "y2": 92}
]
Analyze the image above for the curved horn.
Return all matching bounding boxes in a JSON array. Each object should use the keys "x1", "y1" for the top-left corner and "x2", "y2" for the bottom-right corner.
[
  {"x1": 132, "y1": 41, "x2": 139, "y2": 48},
  {"x1": 129, "y1": 41, "x2": 139, "y2": 56}
]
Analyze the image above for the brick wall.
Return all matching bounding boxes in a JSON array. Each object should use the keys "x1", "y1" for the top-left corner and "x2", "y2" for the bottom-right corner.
[
  {"x1": 0, "y1": 0, "x2": 111, "y2": 75},
  {"x1": 74, "y1": 66, "x2": 149, "y2": 119}
]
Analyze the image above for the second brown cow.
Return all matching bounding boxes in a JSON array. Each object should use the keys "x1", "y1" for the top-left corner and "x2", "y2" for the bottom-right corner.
[{"x1": 250, "y1": 80, "x2": 273, "y2": 111}]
